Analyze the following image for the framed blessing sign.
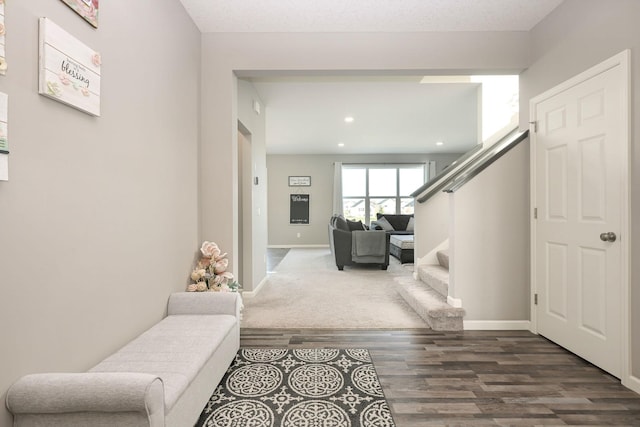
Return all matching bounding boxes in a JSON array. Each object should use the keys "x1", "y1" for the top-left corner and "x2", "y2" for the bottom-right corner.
[{"x1": 38, "y1": 18, "x2": 101, "y2": 116}]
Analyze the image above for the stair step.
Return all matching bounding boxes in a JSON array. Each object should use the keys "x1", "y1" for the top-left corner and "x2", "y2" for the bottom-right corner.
[
  {"x1": 437, "y1": 249, "x2": 449, "y2": 270},
  {"x1": 417, "y1": 265, "x2": 449, "y2": 299},
  {"x1": 395, "y1": 276, "x2": 465, "y2": 331}
]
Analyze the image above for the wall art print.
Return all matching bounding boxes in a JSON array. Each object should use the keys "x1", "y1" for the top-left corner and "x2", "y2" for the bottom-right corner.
[
  {"x1": 0, "y1": 91, "x2": 7, "y2": 181},
  {"x1": 0, "y1": 91, "x2": 7, "y2": 152},
  {"x1": 38, "y1": 18, "x2": 101, "y2": 116},
  {"x1": 60, "y1": 0, "x2": 99, "y2": 28},
  {"x1": 0, "y1": 0, "x2": 7, "y2": 75}
]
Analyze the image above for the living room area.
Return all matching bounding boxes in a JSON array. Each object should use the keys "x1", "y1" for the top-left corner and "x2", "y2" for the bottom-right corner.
[{"x1": 235, "y1": 72, "x2": 517, "y2": 327}]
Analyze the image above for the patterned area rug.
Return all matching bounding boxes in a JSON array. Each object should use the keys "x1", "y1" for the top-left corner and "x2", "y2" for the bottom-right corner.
[{"x1": 196, "y1": 348, "x2": 396, "y2": 427}]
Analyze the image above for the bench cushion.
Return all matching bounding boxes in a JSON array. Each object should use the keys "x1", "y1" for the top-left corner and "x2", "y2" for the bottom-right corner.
[{"x1": 90, "y1": 314, "x2": 236, "y2": 413}]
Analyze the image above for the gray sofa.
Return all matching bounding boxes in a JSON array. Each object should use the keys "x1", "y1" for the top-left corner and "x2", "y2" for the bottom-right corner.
[
  {"x1": 370, "y1": 213, "x2": 414, "y2": 235},
  {"x1": 6, "y1": 292, "x2": 242, "y2": 427},
  {"x1": 328, "y1": 214, "x2": 390, "y2": 270},
  {"x1": 371, "y1": 214, "x2": 415, "y2": 263}
]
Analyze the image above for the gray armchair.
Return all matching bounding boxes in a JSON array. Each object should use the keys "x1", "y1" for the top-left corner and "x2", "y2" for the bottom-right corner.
[{"x1": 328, "y1": 215, "x2": 390, "y2": 270}]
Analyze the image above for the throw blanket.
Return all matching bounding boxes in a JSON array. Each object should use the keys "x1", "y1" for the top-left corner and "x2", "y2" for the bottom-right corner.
[{"x1": 352, "y1": 231, "x2": 386, "y2": 257}]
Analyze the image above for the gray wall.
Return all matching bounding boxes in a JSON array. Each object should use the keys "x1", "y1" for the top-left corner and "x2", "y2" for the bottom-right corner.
[
  {"x1": 413, "y1": 191, "x2": 450, "y2": 262},
  {"x1": 451, "y1": 141, "x2": 530, "y2": 321},
  {"x1": 0, "y1": 2, "x2": 200, "y2": 425},
  {"x1": 267, "y1": 153, "x2": 461, "y2": 246},
  {"x1": 519, "y1": 0, "x2": 640, "y2": 379}
]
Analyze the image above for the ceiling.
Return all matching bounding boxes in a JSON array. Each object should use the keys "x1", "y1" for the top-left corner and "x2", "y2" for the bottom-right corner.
[
  {"x1": 252, "y1": 76, "x2": 480, "y2": 155},
  {"x1": 178, "y1": 0, "x2": 564, "y2": 33},
  {"x1": 179, "y1": 0, "x2": 564, "y2": 155}
]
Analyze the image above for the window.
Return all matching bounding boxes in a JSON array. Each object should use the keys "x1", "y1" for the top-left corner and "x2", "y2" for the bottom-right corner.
[{"x1": 342, "y1": 164, "x2": 425, "y2": 224}]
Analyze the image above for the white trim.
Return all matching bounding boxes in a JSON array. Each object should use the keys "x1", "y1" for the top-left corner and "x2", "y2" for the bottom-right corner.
[
  {"x1": 529, "y1": 51, "x2": 628, "y2": 105},
  {"x1": 447, "y1": 295, "x2": 462, "y2": 308},
  {"x1": 464, "y1": 320, "x2": 531, "y2": 330},
  {"x1": 268, "y1": 244, "x2": 330, "y2": 249},
  {"x1": 624, "y1": 375, "x2": 640, "y2": 395},
  {"x1": 529, "y1": 49, "x2": 630, "y2": 384},
  {"x1": 617, "y1": 49, "x2": 640, "y2": 393},
  {"x1": 529, "y1": 113, "x2": 537, "y2": 335},
  {"x1": 242, "y1": 275, "x2": 268, "y2": 297},
  {"x1": 620, "y1": 49, "x2": 632, "y2": 391}
]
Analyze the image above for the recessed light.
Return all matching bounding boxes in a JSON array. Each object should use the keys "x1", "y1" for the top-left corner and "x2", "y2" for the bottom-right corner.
[
  {"x1": 436, "y1": 141, "x2": 444, "y2": 146},
  {"x1": 344, "y1": 116, "x2": 354, "y2": 123},
  {"x1": 338, "y1": 143, "x2": 345, "y2": 147}
]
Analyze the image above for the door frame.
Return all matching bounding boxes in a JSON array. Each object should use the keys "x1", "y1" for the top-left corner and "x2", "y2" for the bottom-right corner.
[
  {"x1": 238, "y1": 121, "x2": 254, "y2": 291},
  {"x1": 529, "y1": 50, "x2": 631, "y2": 386}
]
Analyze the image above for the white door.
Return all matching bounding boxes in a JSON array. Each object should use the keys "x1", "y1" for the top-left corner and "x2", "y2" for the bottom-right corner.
[{"x1": 531, "y1": 52, "x2": 629, "y2": 378}]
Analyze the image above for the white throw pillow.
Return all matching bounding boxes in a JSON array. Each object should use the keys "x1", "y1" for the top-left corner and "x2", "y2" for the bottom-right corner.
[
  {"x1": 406, "y1": 216, "x2": 415, "y2": 231},
  {"x1": 375, "y1": 216, "x2": 395, "y2": 231}
]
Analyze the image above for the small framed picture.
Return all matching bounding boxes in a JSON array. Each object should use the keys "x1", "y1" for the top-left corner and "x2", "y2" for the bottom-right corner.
[
  {"x1": 288, "y1": 176, "x2": 311, "y2": 187},
  {"x1": 60, "y1": 0, "x2": 99, "y2": 28}
]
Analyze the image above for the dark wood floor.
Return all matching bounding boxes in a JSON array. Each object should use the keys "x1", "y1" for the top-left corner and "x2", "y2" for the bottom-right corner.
[{"x1": 241, "y1": 328, "x2": 640, "y2": 426}]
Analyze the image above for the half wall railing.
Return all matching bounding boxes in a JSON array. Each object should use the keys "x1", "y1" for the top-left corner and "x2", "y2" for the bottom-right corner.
[{"x1": 412, "y1": 127, "x2": 529, "y2": 203}]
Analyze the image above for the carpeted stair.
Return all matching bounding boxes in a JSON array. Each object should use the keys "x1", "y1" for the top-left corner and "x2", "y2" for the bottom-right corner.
[
  {"x1": 417, "y1": 264, "x2": 449, "y2": 298},
  {"x1": 394, "y1": 249, "x2": 465, "y2": 331},
  {"x1": 437, "y1": 249, "x2": 450, "y2": 269}
]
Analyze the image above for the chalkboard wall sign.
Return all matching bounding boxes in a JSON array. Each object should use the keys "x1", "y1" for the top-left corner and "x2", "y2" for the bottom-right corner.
[{"x1": 290, "y1": 194, "x2": 310, "y2": 224}]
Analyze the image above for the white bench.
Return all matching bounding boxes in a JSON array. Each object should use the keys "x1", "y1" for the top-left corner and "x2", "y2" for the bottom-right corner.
[{"x1": 6, "y1": 292, "x2": 242, "y2": 427}]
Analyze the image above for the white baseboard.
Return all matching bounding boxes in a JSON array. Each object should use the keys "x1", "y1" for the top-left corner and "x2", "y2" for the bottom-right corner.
[
  {"x1": 268, "y1": 244, "x2": 330, "y2": 249},
  {"x1": 463, "y1": 320, "x2": 531, "y2": 330},
  {"x1": 447, "y1": 296, "x2": 463, "y2": 308},
  {"x1": 623, "y1": 374, "x2": 640, "y2": 394},
  {"x1": 242, "y1": 276, "x2": 268, "y2": 297}
]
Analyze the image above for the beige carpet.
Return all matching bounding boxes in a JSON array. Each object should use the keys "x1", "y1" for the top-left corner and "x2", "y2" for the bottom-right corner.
[{"x1": 241, "y1": 248, "x2": 428, "y2": 328}]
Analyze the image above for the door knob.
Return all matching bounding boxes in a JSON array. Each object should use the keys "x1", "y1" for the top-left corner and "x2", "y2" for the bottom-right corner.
[{"x1": 600, "y1": 232, "x2": 617, "y2": 242}]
